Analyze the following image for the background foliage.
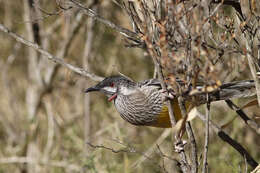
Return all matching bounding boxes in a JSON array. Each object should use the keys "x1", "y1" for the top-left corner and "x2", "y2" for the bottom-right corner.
[{"x1": 0, "y1": 0, "x2": 259, "y2": 172}]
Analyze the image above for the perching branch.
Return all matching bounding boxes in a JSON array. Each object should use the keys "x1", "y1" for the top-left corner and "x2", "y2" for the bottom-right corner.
[{"x1": 178, "y1": 96, "x2": 198, "y2": 173}]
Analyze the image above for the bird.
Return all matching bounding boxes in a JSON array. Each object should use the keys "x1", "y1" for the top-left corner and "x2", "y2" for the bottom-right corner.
[{"x1": 85, "y1": 75, "x2": 256, "y2": 128}]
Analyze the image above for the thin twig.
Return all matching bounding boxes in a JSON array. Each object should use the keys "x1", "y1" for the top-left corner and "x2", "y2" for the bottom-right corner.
[
  {"x1": 178, "y1": 96, "x2": 197, "y2": 173},
  {"x1": 178, "y1": 96, "x2": 198, "y2": 173},
  {"x1": 202, "y1": 95, "x2": 210, "y2": 173},
  {"x1": 86, "y1": 142, "x2": 131, "y2": 153},
  {"x1": 0, "y1": 23, "x2": 104, "y2": 82},
  {"x1": 87, "y1": 141, "x2": 165, "y2": 171},
  {"x1": 69, "y1": 0, "x2": 142, "y2": 45},
  {"x1": 186, "y1": 122, "x2": 198, "y2": 173}
]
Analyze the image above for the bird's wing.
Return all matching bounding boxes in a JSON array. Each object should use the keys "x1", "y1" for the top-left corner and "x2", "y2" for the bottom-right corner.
[
  {"x1": 138, "y1": 78, "x2": 161, "y2": 88},
  {"x1": 138, "y1": 78, "x2": 186, "y2": 88}
]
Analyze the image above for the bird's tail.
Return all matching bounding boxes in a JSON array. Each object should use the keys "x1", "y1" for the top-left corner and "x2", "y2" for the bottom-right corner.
[
  {"x1": 188, "y1": 80, "x2": 256, "y2": 105},
  {"x1": 218, "y1": 80, "x2": 256, "y2": 99}
]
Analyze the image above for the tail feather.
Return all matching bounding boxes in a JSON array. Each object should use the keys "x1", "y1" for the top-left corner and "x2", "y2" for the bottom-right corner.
[
  {"x1": 218, "y1": 80, "x2": 256, "y2": 99},
  {"x1": 189, "y1": 80, "x2": 256, "y2": 105}
]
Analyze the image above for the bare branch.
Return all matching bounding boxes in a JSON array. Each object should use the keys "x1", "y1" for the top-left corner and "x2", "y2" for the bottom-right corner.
[
  {"x1": 0, "y1": 23, "x2": 104, "y2": 82},
  {"x1": 202, "y1": 97, "x2": 210, "y2": 173},
  {"x1": 68, "y1": 0, "x2": 143, "y2": 47},
  {"x1": 86, "y1": 142, "x2": 131, "y2": 154},
  {"x1": 186, "y1": 122, "x2": 198, "y2": 173},
  {"x1": 178, "y1": 96, "x2": 198, "y2": 173}
]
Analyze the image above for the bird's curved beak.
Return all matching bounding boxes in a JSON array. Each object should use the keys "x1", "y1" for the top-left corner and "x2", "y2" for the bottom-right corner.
[{"x1": 85, "y1": 87, "x2": 99, "y2": 93}]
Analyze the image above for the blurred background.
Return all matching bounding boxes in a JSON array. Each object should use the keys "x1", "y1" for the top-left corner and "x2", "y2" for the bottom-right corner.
[{"x1": 0, "y1": 0, "x2": 259, "y2": 172}]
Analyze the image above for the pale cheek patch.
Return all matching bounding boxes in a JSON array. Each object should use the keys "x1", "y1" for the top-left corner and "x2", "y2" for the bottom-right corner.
[{"x1": 103, "y1": 86, "x2": 116, "y2": 93}]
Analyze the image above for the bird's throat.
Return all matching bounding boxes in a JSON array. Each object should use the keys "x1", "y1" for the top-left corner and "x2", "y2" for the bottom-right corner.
[{"x1": 108, "y1": 93, "x2": 117, "y2": 102}]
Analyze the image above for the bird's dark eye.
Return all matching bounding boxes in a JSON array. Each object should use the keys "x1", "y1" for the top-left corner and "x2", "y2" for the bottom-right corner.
[{"x1": 110, "y1": 82, "x2": 115, "y2": 87}]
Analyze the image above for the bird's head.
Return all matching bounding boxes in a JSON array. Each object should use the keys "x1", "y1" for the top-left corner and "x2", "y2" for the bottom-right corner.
[{"x1": 85, "y1": 75, "x2": 136, "y2": 101}]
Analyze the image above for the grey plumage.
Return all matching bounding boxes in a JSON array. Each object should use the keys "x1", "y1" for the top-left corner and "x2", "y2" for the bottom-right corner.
[{"x1": 114, "y1": 80, "x2": 164, "y2": 125}]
